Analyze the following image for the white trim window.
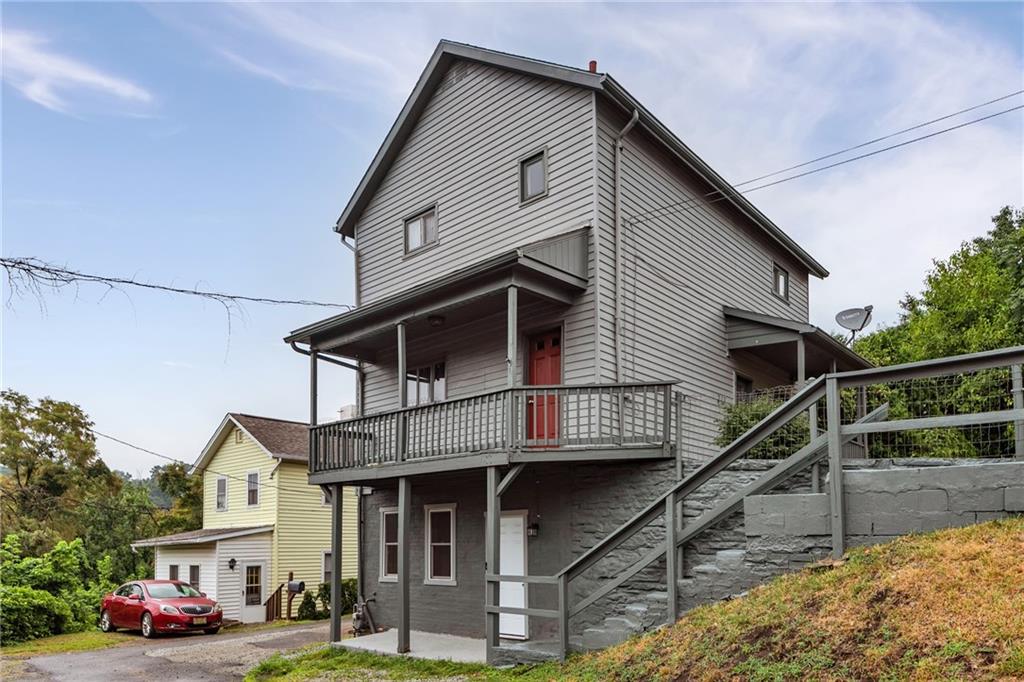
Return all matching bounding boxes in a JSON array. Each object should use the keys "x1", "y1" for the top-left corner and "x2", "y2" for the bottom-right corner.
[
  {"x1": 168, "y1": 564, "x2": 179, "y2": 581},
  {"x1": 379, "y1": 508, "x2": 398, "y2": 582},
  {"x1": 216, "y1": 476, "x2": 228, "y2": 511},
  {"x1": 424, "y1": 503, "x2": 456, "y2": 586},
  {"x1": 189, "y1": 565, "x2": 200, "y2": 590},
  {"x1": 247, "y1": 471, "x2": 260, "y2": 507},
  {"x1": 322, "y1": 550, "x2": 332, "y2": 586}
]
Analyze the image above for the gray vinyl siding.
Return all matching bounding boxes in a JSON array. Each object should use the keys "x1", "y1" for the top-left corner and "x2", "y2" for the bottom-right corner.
[
  {"x1": 355, "y1": 60, "x2": 596, "y2": 305},
  {"x1": 355, "y1": 58, "x2": 601, "y2": 414},
  {"x1": 363, "y1": 298, "x2": 590, "y2": 415},
  {"x1": 594, "y1": 99, "x2": 811, "y2": 448}
]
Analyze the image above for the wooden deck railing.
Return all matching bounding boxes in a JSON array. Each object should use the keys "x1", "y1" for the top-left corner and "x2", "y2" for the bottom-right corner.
[{"x1": 310, "y1": 381, "x2": 676, "y2": 473}]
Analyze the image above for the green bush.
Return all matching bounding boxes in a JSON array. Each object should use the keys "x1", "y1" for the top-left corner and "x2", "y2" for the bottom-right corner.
[
  {"x1": 0, "y1": 534, "x2": 119, "y2": 642},
  {"x1": 715, "y1": 395, "x2": 809, "y2": 459},
  {"x1": 296, "y1": 591, "x2": 318, "y2": 621},
  {"x1": 0, "y1": 585, "x2": 73, "y2": 643}
]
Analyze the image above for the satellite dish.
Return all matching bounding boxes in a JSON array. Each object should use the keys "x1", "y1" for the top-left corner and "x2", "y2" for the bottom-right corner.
[{"x1": 835, "y1": 305, "x2": 873, "y2": 343}]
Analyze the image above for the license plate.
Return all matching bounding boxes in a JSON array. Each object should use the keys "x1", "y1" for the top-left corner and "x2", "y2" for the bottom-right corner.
[{"x1": 193, "y1": 617, "x2": 207, "y2": 625}]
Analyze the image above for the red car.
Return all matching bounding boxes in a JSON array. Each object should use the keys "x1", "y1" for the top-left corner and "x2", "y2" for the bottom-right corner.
[{"x1": 99, "y1": 580, "x2": 223, "y2": 638}]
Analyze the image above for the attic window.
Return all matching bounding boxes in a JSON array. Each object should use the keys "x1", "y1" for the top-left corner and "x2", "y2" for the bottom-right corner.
[
  {"x1": 404, "y1": 206, "x2": 438, "y2": 254},
  {"x1": 520, "y1": 150, "x2": 547, "y2": 203}
]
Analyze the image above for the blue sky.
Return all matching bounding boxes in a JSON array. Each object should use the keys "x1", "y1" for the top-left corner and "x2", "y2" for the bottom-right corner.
[{"x1": 3, "y1": 2, "x2": 1022, "y2": 475}]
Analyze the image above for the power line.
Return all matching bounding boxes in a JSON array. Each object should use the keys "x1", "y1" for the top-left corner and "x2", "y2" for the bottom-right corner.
[
  {"x1": 1, "y1": 257, "x2": 353, "y2": 311},
  {"x1": 629, "y1": 101, "x2": 1024, "y2": 226},
  {"x1": 92, "y1": 429, "x2": 318, "y2": 497},
  {"x1": 735, "y1": 89, "x2": 1024, "y2": 188}
]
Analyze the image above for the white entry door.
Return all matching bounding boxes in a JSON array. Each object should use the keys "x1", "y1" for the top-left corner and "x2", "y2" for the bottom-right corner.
[
  {"x1": 240, "y1": 563, "x2": 266, "y2": 623},
  {"x1": 499, "y1": 511, "x2": 528, "y2": 639}
]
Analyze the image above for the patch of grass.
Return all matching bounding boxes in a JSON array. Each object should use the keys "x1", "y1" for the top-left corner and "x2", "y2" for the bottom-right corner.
[
  {"x1": 246, "y1": 519, "x2": 1024, "y2": 681},
  {"x1": 0, "y1": 629, "x2": 136, "y2": 658}
]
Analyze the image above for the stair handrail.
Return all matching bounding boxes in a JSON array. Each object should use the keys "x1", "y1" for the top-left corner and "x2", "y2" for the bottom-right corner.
[{"x1": 557, "y1": 375, "x2": 827, "y2": 581}]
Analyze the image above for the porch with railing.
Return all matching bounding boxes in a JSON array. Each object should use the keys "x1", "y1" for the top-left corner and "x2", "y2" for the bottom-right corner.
[{"x1": 310, "y1": 381, "x2": 678, "y2": 475}]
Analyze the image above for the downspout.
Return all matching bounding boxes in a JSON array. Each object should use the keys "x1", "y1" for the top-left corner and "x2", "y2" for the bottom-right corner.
[
  {"x1": 340, "y1": 232, "x2": 364, "y2": 416},
  {"x1": 289, "y1": 342, "x2": 361, "y2": 372},
  {"x1": 613, "y1": 109, "x2": 639, "y2": 382}
]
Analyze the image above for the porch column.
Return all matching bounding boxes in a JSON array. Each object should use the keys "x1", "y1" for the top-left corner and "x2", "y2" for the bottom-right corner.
[
  {"x1": 826, "y1": 376, "x2": 845, "y2": 559},
  {"x1": 507, "y1": 285, "x2": 518, "y2": 387},
  {"x1": 329, "y1": 484, "x2": 344, "y2": 642},
  {"x1": 310, "y1": 348, "x2": 319, "y2": 425},
  {"x1": 484, "y1": 466, "x2": 500, "y2": 662},
  {"x1": 797, "y1": 337, "x2": 822, "y2": 492},
  {"x1": 397, "y1": 477, "x2": 411, "y2": 653},
  {"x1": 397, "y1": 322, "x2": 407, "y2": 461}
]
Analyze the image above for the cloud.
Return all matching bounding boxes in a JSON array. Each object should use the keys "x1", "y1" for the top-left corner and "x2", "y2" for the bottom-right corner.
[
  {"x1": 1, "y1": 28, "x2": 152, "y2": 114},
  {"x1": 153, "y1": 3, "x2": 1022, "y2": 332}
]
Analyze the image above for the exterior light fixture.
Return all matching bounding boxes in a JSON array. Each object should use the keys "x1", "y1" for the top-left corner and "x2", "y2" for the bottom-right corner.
[
  {"x1": 428, "y1": 315, "x2": 446, "y2": 327},
  {"x1": 228, "y1": 558, "x2": 237, "y2": 571}
]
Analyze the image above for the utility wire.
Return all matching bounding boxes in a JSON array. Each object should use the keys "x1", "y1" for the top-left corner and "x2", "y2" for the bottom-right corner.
[
  {"x1": 92, "y1": 428, "x2": 320, "y2": 497},
  {"x1": 629, "y1": 101, "x2": 1024, "y2": 226},
  {"x1": 735, "y1": 89, "x2": 1024, "y2": 187},
  {"x1": 0, "y1": 257, "x2": 353, "y2": 310}
]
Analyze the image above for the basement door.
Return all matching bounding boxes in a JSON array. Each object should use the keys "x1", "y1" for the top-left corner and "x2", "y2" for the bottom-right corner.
[
  {"x1": 499, "y1": 510, "x2": 528, "y2": 639},
  {"x1": 527, "y1": 330, "x2": 561, "y2": 444}
]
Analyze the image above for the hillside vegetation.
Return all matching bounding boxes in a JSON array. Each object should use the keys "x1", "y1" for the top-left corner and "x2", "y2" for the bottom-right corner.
[
  {"x1": 559, "y1": 517, "x2": 1024, "y2": 681},
  {"x1": 249, "y1": 518, "x2": 1024, "y2": 681}
]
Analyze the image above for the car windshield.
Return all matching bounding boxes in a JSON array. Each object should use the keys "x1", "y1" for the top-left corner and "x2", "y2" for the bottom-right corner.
[{"x1": 147, "y1": 583, "x2": 202, "y2": 599}]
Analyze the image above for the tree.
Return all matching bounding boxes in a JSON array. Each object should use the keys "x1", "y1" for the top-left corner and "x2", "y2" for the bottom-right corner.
[
  {"x1": 152, "y1": 462, "x2": 203, "y2": 535},
  {"x1": 855, "y1": 206, "x2": 1024, "y2": 364}
]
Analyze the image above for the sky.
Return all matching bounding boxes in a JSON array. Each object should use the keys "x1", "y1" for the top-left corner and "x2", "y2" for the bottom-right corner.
[{"x1": 3, "y1": 2, "x2": 1022, "y2": 477}]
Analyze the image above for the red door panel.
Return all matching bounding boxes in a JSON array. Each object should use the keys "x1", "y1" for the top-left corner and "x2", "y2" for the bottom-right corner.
[{"x1": 527, "y1": 331, "x2": 561, "y2": 443}]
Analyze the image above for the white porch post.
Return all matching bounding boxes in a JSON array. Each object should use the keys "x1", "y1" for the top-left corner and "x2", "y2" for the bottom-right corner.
[{"x1": 329, "y1": 484, "x2": 344, "y2": 642}]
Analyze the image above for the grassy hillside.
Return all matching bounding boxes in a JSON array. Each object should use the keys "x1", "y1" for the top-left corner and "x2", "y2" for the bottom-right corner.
[{"x1": 248, "y1": 518, "x2": 1024, "y2": 682}]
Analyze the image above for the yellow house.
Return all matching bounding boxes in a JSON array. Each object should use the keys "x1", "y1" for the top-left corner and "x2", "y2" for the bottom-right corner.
[{"x1": 132, "y1": 413, "x2": 357, "y2": 623}]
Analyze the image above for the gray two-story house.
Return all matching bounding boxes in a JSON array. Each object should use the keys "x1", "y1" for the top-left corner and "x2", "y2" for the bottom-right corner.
[{"x1": 286, "y1": 41, "x2": 868, "y2": 664}]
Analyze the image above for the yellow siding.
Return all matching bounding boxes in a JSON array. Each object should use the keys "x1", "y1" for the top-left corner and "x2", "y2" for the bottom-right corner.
[
  {"x1": 202, "y1": 428, "x2": 278, "y2": 528},
  {"x1": 273, "y1": 462, "x2": 358, "y2": 594}
]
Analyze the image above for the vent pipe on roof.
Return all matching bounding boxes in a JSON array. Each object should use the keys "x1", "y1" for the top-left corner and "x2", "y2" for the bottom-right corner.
[{"x1": 588, "y1": 60, "x2": 598, "y2": 73}]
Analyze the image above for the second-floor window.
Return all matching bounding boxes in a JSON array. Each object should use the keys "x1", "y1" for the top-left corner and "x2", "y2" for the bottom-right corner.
[
  {"x1": 406, "y1": 362, "x2": 446, "y2": 406},
  {"x1": 772, "y1": 262, "x2": 790, "y2": 302},
  {"x1": 247, "y1": 471, "x2": 259, "y2": 506},
  {"x1": 404, "y1": 206, "x2": 438, "y2": 253},
  {"x1": 520, "y1": 150, "x2": 547, "y2": 203},
  {"x1": 216, "y1": 477, "x2": 228, "y2": 511}
]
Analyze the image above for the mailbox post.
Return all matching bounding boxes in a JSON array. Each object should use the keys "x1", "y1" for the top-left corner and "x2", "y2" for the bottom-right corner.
[{"x1": 285, "y1": 571, "x2": 305, "y2": 620}]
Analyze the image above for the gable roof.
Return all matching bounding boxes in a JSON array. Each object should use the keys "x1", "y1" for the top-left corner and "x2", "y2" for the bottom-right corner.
[
  {"x1": 192, "y1": 413, "x2": 308, "y2": 474},
  {"x1": 335, "y1": 40, "x2": 828, "y2": 279}
]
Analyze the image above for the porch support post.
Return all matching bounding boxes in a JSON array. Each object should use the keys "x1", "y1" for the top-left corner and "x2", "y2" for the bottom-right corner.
[
  {"x1": 1011, "y1": 364, "x2": 1023, "y2": 460},
  {"x1": 665, "y1": 492, "x2": 678, "y2": 624},
  {"x1": 310, "y1": 348, "x2": 319, "y2": 425},
  {"x1": 507, "y1": 285, "x2": 518, "y2": 387},
  {"x1": 397, "y1": 477, "x2": 411, "y2": 653},
  {"x1": 485, "y1": 466, "x2": 501, "y2": 663},
  {"x1": 397, "y1": 322, "x2": 407, "y2": 461},
  {"x1": 329, "y1": 484, "x2": 344, "y2": 642},
  {"x1": 826, "y1": 376, "x2": 845, "y2": 559},
  {"x1": 795, "y1": 336, "x2": 806, "y2": 387}
]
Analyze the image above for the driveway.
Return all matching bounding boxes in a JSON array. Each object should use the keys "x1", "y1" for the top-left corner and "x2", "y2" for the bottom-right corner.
[{"x1": 23, "y1": 621, "x2": 334, "y2": 682}]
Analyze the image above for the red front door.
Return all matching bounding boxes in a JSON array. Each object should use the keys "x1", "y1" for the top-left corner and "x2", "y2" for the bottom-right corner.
[{"x1": 527, "y1": 330, "x2": 561, "y2": 443}]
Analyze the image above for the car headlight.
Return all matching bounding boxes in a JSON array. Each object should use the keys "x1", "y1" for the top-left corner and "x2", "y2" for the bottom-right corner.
[
  {"x1": 160, "y1": 604, "x2": 180, "y2": 615},
  {"x1": 212, "y1": 603, "x2": 222, "y2": 613}
]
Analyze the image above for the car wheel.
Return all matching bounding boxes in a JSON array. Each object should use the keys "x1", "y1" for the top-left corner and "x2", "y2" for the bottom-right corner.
[
  {"x1": 99, "y1": 610, "x2": 116, "y2": 633},
  {"x1": 203, "y1": 627, "x2": 220, "y2": 635},
  {"x1": 141, "y1": 612, "x2": 156, "y2": 638}
]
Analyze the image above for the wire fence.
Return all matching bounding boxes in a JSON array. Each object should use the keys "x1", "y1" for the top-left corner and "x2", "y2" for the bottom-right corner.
[{"x1": 677, "y1": 366, "x2": 1022, "y2": 462}]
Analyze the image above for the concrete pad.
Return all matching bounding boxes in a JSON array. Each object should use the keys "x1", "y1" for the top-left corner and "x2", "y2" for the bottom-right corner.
[{"x1": 336, "y1": 629, "x2": 486, "y2": 663}]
